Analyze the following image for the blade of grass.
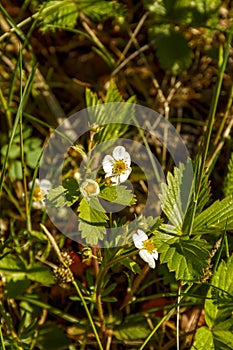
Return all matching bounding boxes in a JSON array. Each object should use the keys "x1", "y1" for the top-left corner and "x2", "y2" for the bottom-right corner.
[
  {"x1": 139, "y1": 284, "x2": 192, "y2": 350},
  {"x1": 188, "y1": 24, "x2": 233, "y2": 236},
  {"x1": 16, "y1": 296, "x2": 82, "y2": 324},
  {"x1": 0, "y1": 53, "x2": 37, "y2": 194}
]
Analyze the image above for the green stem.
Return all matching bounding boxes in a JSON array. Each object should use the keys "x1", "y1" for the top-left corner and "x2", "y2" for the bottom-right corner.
[
  {"x1": 188, "y1": 24, "x2": 233, "y2": 236},
  {"x1": 0, "y1": 323, "x2": 6, "y2": 350},
  {"x1": 72, "y1": 280, "x2": 104, "y2": 350},
  {"x1": 139, "y1": 284, "x2": 192, "y2": 350}
]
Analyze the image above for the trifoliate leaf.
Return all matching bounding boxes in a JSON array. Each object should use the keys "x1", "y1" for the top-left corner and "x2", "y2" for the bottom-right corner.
[
  {"x1": 205, "y1": 256, "x2": 233, "y2": 328},
  {"x1": 79, "y1": 221, "x2": 106, "y2": 245},
  {"x1": 155, "y1": 32, "x2": 193, "y2": 75},
  {"x1": 156, "y1": 235, "x2": 209, "y2": 281},
  {"x1": 193, "y1": 196, "x2": 233, "y2": 233},
  {"x1": 99, "y1": 185, "x2": 136, "y2": 206},
  {"x1": 46, "y1": 179, "x2": 79, "y2": 207}
]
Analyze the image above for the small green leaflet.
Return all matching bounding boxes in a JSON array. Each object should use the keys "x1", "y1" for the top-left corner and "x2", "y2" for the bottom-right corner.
[
  {"x1": 78, "y1": 197, "x2": 108, "y2": 223},
  {"x1": 153, "y1": 233, "x2": 209, "y2": 281},
  {"x1": 79, "y1": 221, "x2": 106, "y2": 245},
  {"x1": 192, "y1": 327, "x2": 214, "y2": 350},
  {"x1": 46, "y1": 178, "x2": 79, "y2": 207},
  {"x1": 99, "y1": 185, "x2": 136, "y2": 206},
  {"x1": 78, "y1": 197, "x2": 107, "y2": 245}
]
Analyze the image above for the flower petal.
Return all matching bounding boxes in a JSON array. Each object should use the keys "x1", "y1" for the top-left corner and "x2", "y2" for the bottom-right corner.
[
  {"x1": 40, "y1": 179, "x2": 52, "y2": 193},
  {"x1": 151, "y1": 250, "x2": 159, "y2": 260},
  {"x1": 108, "y1": 175, "x2": 120, "y2": 185},
  {"x1": 112, "y1": 146, "x2": 127, "y2": 160},
  {"x1": 137, "y1": 229, "x2": 148, "y2": 242},
  {"x1": 29, "y1": 178, "x2": 40, "y2": 189},
  {"x1": 102, "y1": 155, "x2": 114, "y2": 174},
  {"x1": 119, "y1": 168, "x2": 131, "y2": 183},
  {"x1": 132, "y1": 233, "x2": 144, "y2": 249},
  {"x1": 139, "y1": 250, "x2": 156, "y2": 269}
]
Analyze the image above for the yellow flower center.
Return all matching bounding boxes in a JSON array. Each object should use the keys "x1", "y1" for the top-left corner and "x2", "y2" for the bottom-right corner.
[
  {"x1": 143, "y1": 239, "x2": 156, "y2": 254},
  {"x1": 113, "y1": 160, "x2": 128, "y2": 175},
  {"x1": 33, "y1": 186, "x2": 45, "y2": 201}
]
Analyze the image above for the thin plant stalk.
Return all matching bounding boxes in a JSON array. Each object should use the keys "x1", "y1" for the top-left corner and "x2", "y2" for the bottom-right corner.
[
  {"x1": 139, "y1": 284, "x2": 192, "y2": 350},
  {"x1": 41, "y1": 224, "x2": 104, "y2": 350},
  {"x1": 0, "y1": 54, "x2": 37, "y2": 194},
  {"x1": 188, "y1": 24, "x2": 233, "y2": 236}
]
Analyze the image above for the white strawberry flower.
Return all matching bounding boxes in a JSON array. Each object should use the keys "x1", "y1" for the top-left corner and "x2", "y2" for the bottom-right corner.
[
  {"x1": 102, "y1": 146, "x2": 132, "y2": 185},
  {"x1": 132, "y1": 229, "x2": 158, "y2": 269},
  {"x1": 29, "y1": 178, "x2": 52, "y2": 209}
]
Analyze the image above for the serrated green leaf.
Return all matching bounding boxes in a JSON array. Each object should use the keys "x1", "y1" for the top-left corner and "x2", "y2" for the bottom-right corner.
[
  {"x1": 46, "y1": 179, "x2": 79, "y2": 207},
  {"x1": 79, "y1": 220, "x2": 106, "y2": 245},
  {"x1": 78, "y1": 197, "x2": 108, "y2": 223},
  {"x1": 157, "y1": 236, "x2": 209, "y2": 281},
  {"x1": 193, "y1": 196, "x2": 233, "y2": 233},
  {"x1": 99, "y1": 185, "x2": 136, "y2": 206},
  {"x1": 155, "y1": 31, "x2": 193, "y2": 75},
  {"x1": 223, "y1": 152, "x2": 233, "y2": 197},
  {"x1": 79, "y1": 0, "x2": 125, "y2": 21},
  {"x1": 192, "y1": 327, "x2": 214, "y2": 350},
  {"x1": 205, "y1": 256, "x2": 233, "y2": 328},
  {"x1": 159, "y1": 161, "x2": 193, "y2": 230},
  {"x1": 39, "y1": 0, "x2": 79, "y2": 32}
]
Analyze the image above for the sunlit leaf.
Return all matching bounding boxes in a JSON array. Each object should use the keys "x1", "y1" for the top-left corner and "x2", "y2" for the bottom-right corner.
[
  {"x1": 155, "y1": 235, "x2": 209, "y2": 281},
  {"x1": 46, "y1": 179, "x2": 79, "y2": 207},
  {"x1": 99, "y1": 185, "x2": 136, "y2": 206},
  {"x1": 79, "y1": 220, "x2": 106, "y2": 245},
  {"x1": 205, "y1": 256, "x2": 233, "y2": 328},
  {"x1": 193, "y1": 196, "x2": 233, "y2": 233},
  {"x1": 78, "y1": 197, "x2": 108, "y2": 223}
]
